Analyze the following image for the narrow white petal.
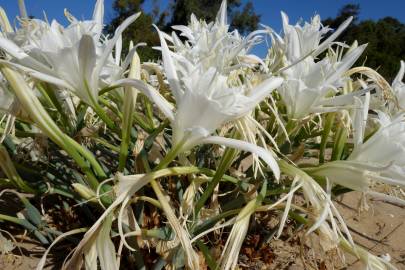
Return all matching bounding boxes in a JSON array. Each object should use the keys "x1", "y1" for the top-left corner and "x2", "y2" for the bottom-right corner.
[
  {"x1": 114, "y1": 78, "x2": 175, "y2": 122},
  {"x1": 119, "y1": 43, "x2": 146, "y2": 76},
  {"x1": 0, "y1": 7, "x2": 13, "y2": 32},
  {"x1": 96, "y1": 13, "x2": 140, "y2": 77},
  {"x1": 317, "y1": 87, "x2": 372, "y2": 106},
  {"x1": 314, "y1": 16, "x2": 353, "y2": 56},
  {"x1": 171, "y1": 25, "x2": 194, "y2": 41},
  {"x1": 154, "y1": 25, "x2": 183, "y2": 101},
  {"x1": 248, "y1": 77, "x2": 283, "y2": 103},
  {"x1": 367, "y1": 191, "x2": 405, "y2": 207},
  {"x1": 92, "y1": 0, "x2": 104, "y2": 26},
  {"x1": 324, "y1": 44, "x2": 367, "y2": 86},
  {"x1": 115, "y1": 35, "x2": 122, "y2": 66},
  {"x1": 277, "y1": 187, "x2": 294, "y2": 237},
  {"x1": 78, "y1": 35, "x2": 97, "y2": 91},
  {"x1": 281, "y1": 11, "x2": 289, "y2": 31},
  {"x1": 0, "y1": 37, "x2": 54, "y2": 74},
  {"x1": 201, "y1": 136, "x2": 280, "y2": 180},
  {"x1": 0, "y1": 60, "x2": 73, "y2": 90},
  {"x1": 217, "y1": 0, "x2": 227, "y2": 26},
  {"x1": 96, "y1": 215, "x2": 118, "y2": 270},
  {"x1": 306, "y1": 196, "x2": 330, "y2": 235},
  {"x1": 36, "y1": 228, "x2": 87, "y2": 270}
]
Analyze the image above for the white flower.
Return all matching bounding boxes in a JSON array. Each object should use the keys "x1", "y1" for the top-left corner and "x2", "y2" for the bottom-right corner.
[
  {"x1": 167, "y1": 0, "x2": 264, "y2": 73},
  {"x1": 116, "y1": 27, "x2": 284, "y2": 179},
  {"x1": 392, "y1": 60, "x2": 405, "y2": 109},
  {"x1": 308, "y1": 112, "x2": 405, "y2": 191},
  {"x1": 267, "y1": 12, "x2": 366, "y2": 119},
  {"x1": 278, "y1": 44, "x2": 367, "y2": 119},
  {"x1": 272, "y1": 12, "x2": 352, "y2": 64},
  {"x1": 0, "y1": 0, "x2": 139, "y2": 106}
]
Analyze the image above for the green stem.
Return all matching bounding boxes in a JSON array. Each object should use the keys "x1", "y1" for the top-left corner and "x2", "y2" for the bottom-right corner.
[
  {"x1": 143, "y1": 96, "x2": 155, "y2": 129},
  {"x1": 133, "y1": 112, "x2": 153, "y2": 132},
  {"x1": 0, "y1": 213, "x2": 37, "y2": 231},
  {"x1": 118, "y1": 85, "x2": 136, "y2": 172},
  {"x1": 194, "y1": 145, "x2": 237, "y2": 215},
  {"x1": 0, "y1": 146, "x2": 36, "y2": 193},
  {"x1": 319, "y1": 113, "x2": 335, "y2": 164},
  {"x1": 64, "y1": 136, "x2": 107, "y2": 179},
  {"x1": 91, "y1": 137, "x2": 120, "y2": 152},
  {"x1": 154, "y1": 141, "x2": 186, "y2": 171},
  {"x1": 99, "y1": 97, "x2": 123, "y2": 120},
  {"x1": 42, "y1": 83, "x2": 73, "y2": 133},
  {"x1": 91, "y1": 100, "x2": 116, "y2": 131},
  {"x1": 331, "y1": 121, "x2": 348, "y2": 161},
  {"x1": 63, "y1": 144, "x2": 100, "y2": 190}
]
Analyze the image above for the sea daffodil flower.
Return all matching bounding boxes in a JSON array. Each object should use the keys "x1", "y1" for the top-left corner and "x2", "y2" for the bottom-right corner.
[
  {"x1": 267, "y1": 12, "x2": 367, "y2": 120},
  {"x1": 279, "y1": 43, "x2": 367, "y2": 119},
  {"x1": 307, "y1": 112, "x2": 405, "y2": 192},
  {"x1": 167, "y1": 0, "x2": 265, "y2": 73},
  {"x1": 116, "y1": 27, "x2": 284, "y2": 179},
  {"x1": 271, "y1": 12, "x2": 353, "y2": 64},
  {"x1": 0, "y1": 0, "x2": 139, "y2": 106}
]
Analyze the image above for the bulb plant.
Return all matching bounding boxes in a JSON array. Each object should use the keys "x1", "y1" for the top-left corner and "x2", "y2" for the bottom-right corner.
[{"x1": 0, "y1": 1, "x2": 402, "y2": 269}]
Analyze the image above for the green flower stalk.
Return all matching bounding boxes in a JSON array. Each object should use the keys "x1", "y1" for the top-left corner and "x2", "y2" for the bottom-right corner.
[{"x1": 118, "y1": 46, "x2": 140, "y2": 172}]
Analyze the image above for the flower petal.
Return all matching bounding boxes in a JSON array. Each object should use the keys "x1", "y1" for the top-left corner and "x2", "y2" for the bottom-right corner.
[
  {"x1": 92, "y1": 0, "x2": 104, "y2": 27},
  {"x1": 114, "y1": 78, "x2": 175, "y2": 122},
  {"x1": 313, "y1": 16, "x2": 353, "y2": 57},
  {"x1": 216, "y1": 0, "x2": 227, "y2": 26},
  {"x1": 95, "y1": 13, "x2": 140, "y2": 78},
  {"x1": 201, "y1": 136, "x2": 280, "y2": 180},
  {"x1": 0, "y1": 60, "x2": 73, "y2": 90},
  {"x1": 324, "y1": 44, "x2": 367, "y2": 86},
  {"x1": 78, "y1": 35, "x2": 97, "y2": 92},
  {"x1": 154, "y1": 25, "x2": 183, "y2": 101},
  {"x1": 248, "y1": 76, "x2": 283, "y2": 104},
  {"x1": 0, "y1": 37, "x2": 54, "y2": 75}
]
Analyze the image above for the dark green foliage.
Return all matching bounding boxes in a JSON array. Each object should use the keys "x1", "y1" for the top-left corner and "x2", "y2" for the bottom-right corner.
[
  {"x1": 107, "y1": 0, "x2": 164, "y2": 61},
  {"x1": 323, "y1": 4, "x2": 405, "y2": 81},
  {"x1": 107, "y1": 0, "x2": 260, "y2": 61}
]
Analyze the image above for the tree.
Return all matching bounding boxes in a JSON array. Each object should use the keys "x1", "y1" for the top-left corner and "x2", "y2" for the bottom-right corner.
[
  {"x1": 323, "y1": 4, "x2": 405, "y2": 81},
  {"x1": 107, "y1": 0, "x2": 166, "y2": 61},
  {"x1": 107, "y1": 0, "x2": 261, "y2": 61}
]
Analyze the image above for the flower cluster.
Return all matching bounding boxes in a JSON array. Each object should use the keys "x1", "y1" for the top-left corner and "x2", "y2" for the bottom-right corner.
[{"x1": 0, "y1": 1, "x2": 402, "y2": 269}]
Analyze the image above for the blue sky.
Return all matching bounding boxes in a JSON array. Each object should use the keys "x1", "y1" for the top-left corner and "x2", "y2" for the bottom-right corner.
[{"x1": 1, "y1": 0, "x2": 405, "y2": 56}]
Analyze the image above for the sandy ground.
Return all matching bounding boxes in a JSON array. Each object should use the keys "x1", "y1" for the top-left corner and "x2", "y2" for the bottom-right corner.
[
  {"x1": 336, "y1": 191, "x2": 405, "y2": 269},
  {"x1": 1, "y1": 191, "x2": 404, "y2": 269}
]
